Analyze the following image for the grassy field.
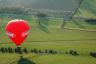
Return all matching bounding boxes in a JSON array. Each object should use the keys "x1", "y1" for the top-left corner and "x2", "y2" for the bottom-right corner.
[
  {"x1": 0, "y1": 15, "x2": 96, "y2": 64},
  {"x1": 0, "y1": 0, "x2": 96, "y2": 64}
]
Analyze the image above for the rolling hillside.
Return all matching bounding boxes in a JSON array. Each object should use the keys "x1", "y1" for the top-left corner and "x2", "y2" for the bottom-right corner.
[{"x1": 76, "y1": 0, "x2": 96, "y2": 18}]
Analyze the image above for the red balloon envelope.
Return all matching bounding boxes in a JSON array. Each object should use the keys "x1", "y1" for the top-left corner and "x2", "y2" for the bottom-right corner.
[{"x1": 6, "y1": 19, "x2": 30, "y2": 46}]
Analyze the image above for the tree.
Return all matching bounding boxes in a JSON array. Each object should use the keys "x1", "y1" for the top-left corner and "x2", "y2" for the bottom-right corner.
[
  {"x1": 37, "y1": 13, "x2": 49, "y2": 32},
  {"x1": 23, "y1": 48, "x2": 28, "y2": 54}
]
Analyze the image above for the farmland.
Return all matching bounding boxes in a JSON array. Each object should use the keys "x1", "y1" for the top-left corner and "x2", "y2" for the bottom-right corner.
[{"x1": 0, "y1": 0, "x2": 96, "y2": 64}]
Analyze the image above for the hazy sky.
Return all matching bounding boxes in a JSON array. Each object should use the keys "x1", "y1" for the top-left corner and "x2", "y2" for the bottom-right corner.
[{"x1": 0, "y1": 0, "x2": 79, "y2": 11}]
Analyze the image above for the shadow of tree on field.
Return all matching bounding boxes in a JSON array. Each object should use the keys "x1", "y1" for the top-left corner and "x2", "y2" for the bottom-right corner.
[
  {"x1": 18, "y1": 56, "x2": 36, "y2": 64},
  {"x1": 85, "y1": 19, "x2": 96, "y2": 25}
]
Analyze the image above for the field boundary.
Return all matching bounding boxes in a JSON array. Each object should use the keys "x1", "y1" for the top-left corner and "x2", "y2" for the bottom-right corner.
[{"x1": 64, "y1": 27, "x2": 96, "y2": 32}]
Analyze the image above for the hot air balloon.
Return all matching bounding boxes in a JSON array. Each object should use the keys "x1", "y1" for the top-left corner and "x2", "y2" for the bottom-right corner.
[{"x1": 6, "y1": 19, "x2": 30, "y2": 46}]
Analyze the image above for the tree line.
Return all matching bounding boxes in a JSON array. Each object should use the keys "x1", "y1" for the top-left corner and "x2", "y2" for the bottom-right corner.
[
  {"x1": 0, "y1": 47, "x2": 96, "y2": 58},
  {"x1": 0, "y1": 7, "x2": 30, "y2": 15}
]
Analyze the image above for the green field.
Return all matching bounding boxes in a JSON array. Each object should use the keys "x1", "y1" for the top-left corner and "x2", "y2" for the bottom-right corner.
[
  {"x1": 0, "y1": 0, "x2": 96, "y2": 64},
  {"x1": 0, "y1": 15, "x2": 96, "y2": 64}
]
